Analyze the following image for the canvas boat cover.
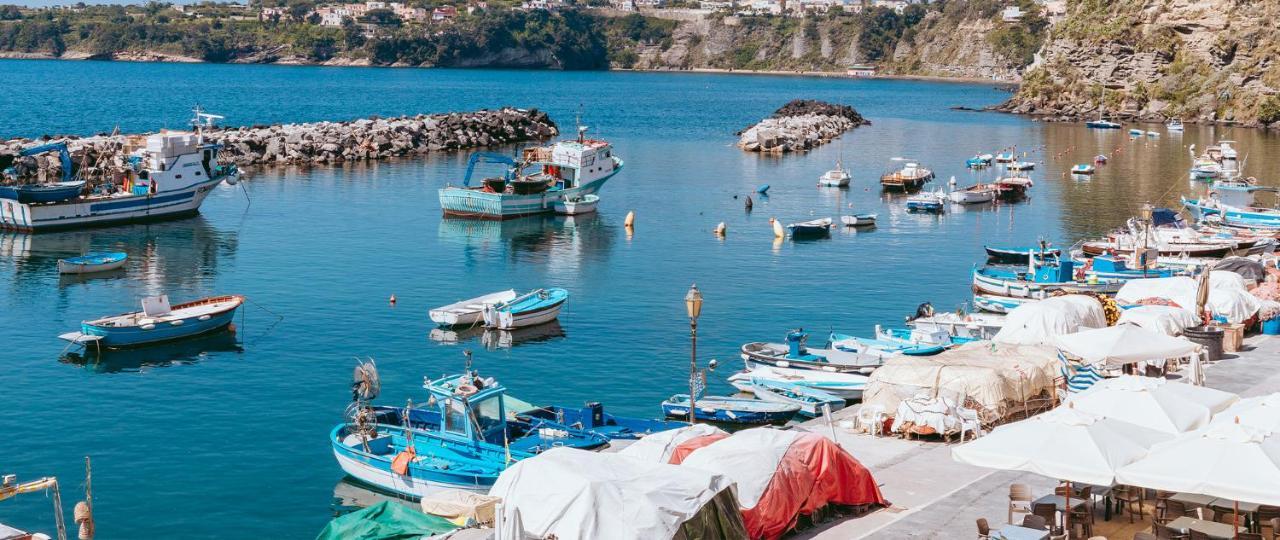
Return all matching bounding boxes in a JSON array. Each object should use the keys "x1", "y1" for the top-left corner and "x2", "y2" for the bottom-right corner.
[
  {"x1": 419, "y1": 489, "x2": 500, "y2": 527},
  {"x1": 488, "y1": 447, "x2": 746, "y2": 540},
  {"x1": 862, "y1": 341, "x2": 1061, "y2": 423},
  {"x1": 1214, "y1": 257, "x2": 1268, "y2": 282},
  {"x1": 1116, "y1": 305, "x2": 1200, "y2": 336},
  {"x1": 618, "y1": 424, "x2": 728, "y2": 464},
  {"x1": 1054, "y1": 324, "x2": 1200, "y2": 366},
  {"x1": 681, "y1": 428, "x2": 887, "y2": 540},
  {"x1": 316, "y1": 501, "x2": 457, "y2": 540},
  {"x1": 1116, "y1": 276, "x2": 1260, "y2": 323},
  {"x1": 992, "y1": 295, "x2": 1107, "y2": 346}
]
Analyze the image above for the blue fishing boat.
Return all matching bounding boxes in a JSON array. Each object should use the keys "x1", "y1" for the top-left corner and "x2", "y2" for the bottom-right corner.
[
  {"x1": 57, "y1": 251, "x2": 127, "y2": 274},
  {"x1": 985, "y1": 245, "x2": 1060, "y2": 264},
  {"x1": 744, "y1": 378, "x2": 845, "y2": 418},
  {"x1": 906, "y1": 190, "x2": 946, "y2": 213},
  {"x1": 0, "y1": 180, "x2": 86, "y2": 204},
  {"x1": 829, "y1": 332, "x2": 947, "y2": 358},
  {"x1": 994, "y1": 152, "x2": 1015, "y2": 163},
  {"x1": 874, "y1": 326, "x2": 977, "y2": 348},
  {"x1": 740, "y1": 330, "x2": 882, "y2": 374},
  {"x1": 482, "y1": 288, "x2": 568, "y2": 329},
  {"x1": 518, "y1": 402, "x2": 688, "y2": 440},
  {"x1": 660, "y1": 394, "x2": 798, "y2": 425},
  {"x1": 1081, "y1": 254, "x2": 1179, "y2": 281},
  {"x1": 756, "y1": 184, "x2": 770, "y2": 195},
  {"x1": 1128, "y1": 128, "x2": 1144, "y2": 136},
  {"x1": 438, "y1": 127, "x2": 622, "y2": 219},
  {"x1": 972, "y1": 258, "x2": 1123, "y2": 300},
  {"x1": 965, "y1": 154, "x2": 993, "y2": 169},
  {"x1": 728, "y1": 367, "x2": 868, "y2": 400},
  {"x1": 59, "y1": 294, "x2": 243, "y2": 349},
  {"x1": 1183, "y1": 197, "x2": 1280, "y2": 230}
]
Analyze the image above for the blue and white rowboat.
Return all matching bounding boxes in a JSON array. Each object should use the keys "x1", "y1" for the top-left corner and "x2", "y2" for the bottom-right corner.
[
  {"x1": 482, "y1": 288, "x2": 568, "y2": 329},
  {"x1": 729, "y1": 367, "x2": 868, "y2": 400},
  {"x1": 331, "y1": 423, "x2": 527, "y2": 498},
  {"x1": 61, "y1": 294, "x2": 243, "y2": 349},
  {"x1": 57, "y1": 251, "x2": 127, "y2": 274},
  {"x1": 660, "y1": 394, "x2": 798, "y2": 425},
  {"x1": 743, "y1": 378, "x2": 846, "y2": 418}
]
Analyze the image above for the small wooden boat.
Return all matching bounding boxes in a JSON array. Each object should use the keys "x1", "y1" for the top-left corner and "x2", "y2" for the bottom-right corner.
[
  {"x1": 1079, "y1": 240, "x2": 1235, "y2": 259},
  {"x1": 482, "y1": 288, "x2": 568, "y2": 329},
  {"x1": 787, "y1": 217, "x2": 833, "y2": 238},
  {"x1": 906, "y1": 311, "x2": 1006, "y2": 340},
  {"x1": 61, "y1": 294, "x2": 243, "y2": 349},
  {"x1": 994, "y1": 152, "x2": 1016, "y2": 163},
  {"x1": 818, "y1": 159, "x2": 851, "y2": 187},
  {"x1": 743, "y1": 378, "x2": 845, "y2": 418},
  {"x1": 660, "y1": 394, "x2": 798, "y2": 425},
  {"x1": 1189, "y1": 158, "x2": 1222, "y2": 180},
  {"x1": 972, "y1": 293, "x2": 1033, "y2": 314},
  {"x1": 972, "y1": 262, "x2": 1123, "y2": 300},
  {"x1": 829, "y1": 332, "x2": 947, "y2": 358},
  {"x1": 880, "y1": 161, "x2": 934, "y2": 191},
  {"x1": 1094, "y1": 155, "x2": 1108, "y2": 164},
  {"x1": 1183, "y1": 197, "x2": 1280, "y2": 230},
  {"x1": 841, "y1": 213, "x2": 877, "y2": 228},
  {"x1": 56, "y1": 252, "x2": 127, "y2": 274},
  {"x1": 551, "y1": 194, "x2": 599, "y2": 215},
  {"x1": 1071, "y1": 164, "x2": 1096, "y2": 175},
  {"x1": 728, "y1": 367, "x2": 868, "y2": 400},
  {"x1": 429, "y1": 289, "x2": 518, "y2": 327},
  {"x1": 518, "y1": 402, "x2": 687, "y2": 440},
  {"x1": 0, "y1": 180, "x2": 86, "y2": 204},
  {"x1": 948, "y1": 184, "x2": 997, "y2": 205},
  {"x1": 740, "y1": 331, "x2": 882, "y2": 374},
  {"x1": 985, "y1": 245, "x2": 1059, "y2": 264},
  {"x1": 906, "y1": 190, "x2": 946, "y2": 213},
  {"x1": 1007, "y1": 161, "x2": 1035, "y2": 171},
  {"x1": 995, "y1": 176, "x2": 1033, "y2": 199}
]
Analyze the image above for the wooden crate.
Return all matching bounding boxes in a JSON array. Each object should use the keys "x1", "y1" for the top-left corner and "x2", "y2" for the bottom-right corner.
[{"x1": 1220, "y1": 323, "x2": 1245, "y2": 353}]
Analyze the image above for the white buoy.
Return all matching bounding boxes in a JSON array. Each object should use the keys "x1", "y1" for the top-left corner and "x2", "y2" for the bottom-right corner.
[
  {"x1": 624, "y1": 211, "x2": 635, "y2": 228},
  {"x1": 715, "y1": 222, "x2": 726, "y2": 236},
  {"x1": 771, "y1": 218, "x2": 785, "y2": 239}
]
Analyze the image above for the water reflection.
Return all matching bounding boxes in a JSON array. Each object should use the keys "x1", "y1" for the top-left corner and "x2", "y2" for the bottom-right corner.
[
  {"x1": 437, "y1": 213, "x2": 616, "y2": 274},
  {"x1": 58, "y1": 329, "x2": 242, "y2": 373},
  {"x1": 331, "y1": 478, "x2": 418, "y2": 516},
  {"x1": 428, "y1": 321, "x2": 566, "y2": 350}
]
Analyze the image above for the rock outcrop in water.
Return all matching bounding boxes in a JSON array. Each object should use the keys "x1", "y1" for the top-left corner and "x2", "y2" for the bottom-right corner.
[
  {"x1": 0, "y1": 108, "x2": 558, "y2": 179},
  {"x1": 736, "y1": 100, "x2": 869, "y2": 154}
]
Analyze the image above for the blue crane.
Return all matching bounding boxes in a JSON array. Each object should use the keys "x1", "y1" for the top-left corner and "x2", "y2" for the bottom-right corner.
[
  {"x1": 462, "y1": 152, "x2": 516, "y2": 187},
  {"x1": 17, "y1": 142, "x2": 76, "y2": 182}
]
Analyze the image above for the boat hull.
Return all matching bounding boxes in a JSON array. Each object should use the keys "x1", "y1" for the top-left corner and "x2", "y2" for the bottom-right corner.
[
  {"x1": 0, "y1": 175, "x2": 225, "y2": 233},
  {"x1": 57, "y1": 253, "x2": 128, "y2": 274},
  {"x1": 79, "y1": 296, "x2": 242, "y2": 348},
  {"x1": 660, "y1": 396, "x2": 797, "y2": 425},
  {"x1": 841, "y1": 214, "x2": 876, "y2": 227},
  {"x1": 750, "y1": 383, "x2": 845, "y2": 418},
  {"x1": 985, "y1": 246, "x2": 1060, "y2": 264},
  {"x1": 439, "y1": 159, "x2": 622, "y2": 219},
  {"x1": 971, "y1": 269, "x2": 1122, "y2": 300}
]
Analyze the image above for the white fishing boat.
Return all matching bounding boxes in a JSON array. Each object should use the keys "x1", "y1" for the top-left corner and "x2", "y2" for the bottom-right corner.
[
  {"x1": 1007, "y1": 161, "x2": 1035, "y2": 171},
  {"x1": 728, "y1": 366, "x2": 868, "y2": 400},
  {"x1": 818, "y1": 159, "x2": 851, "y2": 187},
  {"x1": 429, "y1": 289, "x2": 518, "y2": 327},
  {"x1": 906, "y1": 311, "x2": 1006, "y2": 340},
  {"x1": 551, "y1": 194, "x2": 599, "y2": 215},
  {"x1": 879, "y1": 160, "x2": 934, "y2": 191},
  {"x1": 1219, "y1": 140, "x2": 1239, "y2": 172},
  {"x1": 947, "y1": 183, "x2": 997, "y2": 205},
  {"x1": 482, "y1": 288, "x2": 568, "y2": 329},
  {"x1": 1167, "y1": 119, "x2": 1184, "y2": 132},
  {"x1": 841, "y1": 213, "x2": 877, "y2": 227},
  {"x1": 1, "y1": 108, "x2": 239, "y2": 232}
]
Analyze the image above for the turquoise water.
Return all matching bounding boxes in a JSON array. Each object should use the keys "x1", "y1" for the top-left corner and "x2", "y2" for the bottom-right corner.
[{"x1": 2, "y1": 59, "x2": 1279, "y2": 538}]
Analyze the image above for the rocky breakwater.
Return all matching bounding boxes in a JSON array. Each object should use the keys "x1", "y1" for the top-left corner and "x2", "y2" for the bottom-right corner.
[{"x1": 737, "y1": 100, "x2": 869, "y2": 154}]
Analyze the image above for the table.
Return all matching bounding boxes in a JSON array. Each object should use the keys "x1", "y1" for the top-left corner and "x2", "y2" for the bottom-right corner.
[
  {"x1": 1168, "y1": 516, "x2": 1245, "y2": 538},
  {"x1": 991, "y1": 524, "x2": 1049, "y2": 540},
  {"x1": 1073, "y1": 483, "x2": 1114, "y2": 521},
  {"x1": 1171, "y1": 493, "x2": 1261, "y2": 531}
]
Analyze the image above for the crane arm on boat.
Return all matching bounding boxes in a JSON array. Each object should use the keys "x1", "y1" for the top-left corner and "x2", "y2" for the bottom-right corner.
[
  {"x1": 463, "y1": 152, "x2": 518, "y2": 187},
  {"x1": 16, "y1": 142, "x2": 76, "y2": 182}
]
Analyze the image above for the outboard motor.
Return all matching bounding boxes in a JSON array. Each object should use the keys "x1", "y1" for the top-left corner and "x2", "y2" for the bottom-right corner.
[
  {"x1": 785, "y1": 330, "x2": 807, "y2": 358},
  {"x1": 586, "y1": 401, "x2": 604, "y2": 428},
  {"x1": 911, "y1": 302, "x2": 935, "y2": 321}
]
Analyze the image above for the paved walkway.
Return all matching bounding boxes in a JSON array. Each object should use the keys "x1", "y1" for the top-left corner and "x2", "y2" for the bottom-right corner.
[{"x1": 802, "y1": 335, "x2": 1279, "y2": 539}]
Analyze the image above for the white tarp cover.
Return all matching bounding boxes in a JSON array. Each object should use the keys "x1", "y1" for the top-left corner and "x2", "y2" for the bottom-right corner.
[
  {"x1": 681, "y1": 428, "x2": 801, "y2": 509},
  {"x1": 489, "y1": 447, "x2": 734, "y2": 540},
  {"x1": 1054, "y1": 324, "x2": 1200, "y2": 366},
  {"x1": 1115, "y1": 276, "x2": 1261, "y2": 323},
  {"x1": 951, "y1": 406, "x2": 1172, "y2": 486},
  {"x1": 1211, "y1": 393, "x2": 1280, "y2": 433},
  {"x1": 1116, "y1": 305, "x2": 1200, "y2": 336},
  {"x1": 1065, "y1": 375, "x2": 1239, "y2": 434},
  {"x1": 862, "y1": 342, "x2": 1061, "y2": 422},
  {"x1": 1116, "y1": 423, "x2": 1280, "y2": 506},
  {"x1": 617, "y1": 424, "x2": 727, "y2": 464},
  {"x1": 992, "y1": 295, "x2": 1107, "y2": 346}
]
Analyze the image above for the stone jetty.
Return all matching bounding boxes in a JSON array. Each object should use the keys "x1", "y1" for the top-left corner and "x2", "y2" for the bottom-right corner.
[
  {"x1": 1, "y1": 108, "x2": 558, "y2": 179},
  {"x1": 737, "y1": 100, "x2": 870, "y2": 154}
]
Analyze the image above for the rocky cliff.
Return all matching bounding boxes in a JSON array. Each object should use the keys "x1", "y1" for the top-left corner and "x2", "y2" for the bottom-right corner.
[{"x1": 1003, "y1": 0, "x2": 1280, "y2": 126}]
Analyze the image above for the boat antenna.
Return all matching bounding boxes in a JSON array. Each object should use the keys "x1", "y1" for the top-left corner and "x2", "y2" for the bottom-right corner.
[{"x1": 575, "y1": 103, "x2": 588, "y2": 144}]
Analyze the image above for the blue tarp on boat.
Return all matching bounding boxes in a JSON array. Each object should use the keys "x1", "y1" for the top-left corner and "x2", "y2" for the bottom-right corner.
[{"x1": 316, "y1": 501, "x2": 456, "y2": 540}]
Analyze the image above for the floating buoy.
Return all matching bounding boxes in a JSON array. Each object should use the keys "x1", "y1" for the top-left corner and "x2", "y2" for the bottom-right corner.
[
  {"x1": 756, "y1": 184, "x2": 770, "y2": 195},
  {"x1": 771, "y1": 218, "x2": 785, "y2": 239},
  {"x1": 389, "y1": 294, "x2": 397, "y2": 305},
  {"x1": 624, "y1": 211, "x2": 635, "y2": 228},
  {"x1": 715, "y1": 222, "x2": 726, "y2": 236},
  {"x1": 745, "y1": 196, "x2": 753, "y2": 210}
]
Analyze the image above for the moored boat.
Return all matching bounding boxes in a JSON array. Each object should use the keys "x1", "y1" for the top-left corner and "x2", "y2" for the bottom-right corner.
[
  {"x1": 994, "y1": 152, "x2": 1016, "y2": 163},
  {"x1": 787, "y1": 217, "x2": 833, "y2": 238},
  {"x1": 728, "y1": 367, "x2": 868, "y2": 400},
  {"x1": 1085, "y1": 119, "x2": 1121, "y2": 129},
  {"x1": 906, "y1": 310, "x2": 1006, "y2": 340},
  {"x1": 742, "y1": 378, "x2": 845, "y2": 418},
  {"x1": 740, "y1": 331, "x2": 882, "y2": 374},
  {"x1": 60, "y1": 294, "x2": 243, "y2": 349},
  {"x1": 1167, "y1": 119, "x2": 1184, "y2": 132},
  {"x1": 1094, "y1": 155, "x2": 1108, "y2": 164},
  {"x1": 841, "y1": 213, "x2": 877, "y2": 228},
  {"x1": 971, "y1": 259, "x2": 1122, "y2": 300},
  {"x1": 985, "y1": 245, "x2": 1059, "y2": 264},
  {"x1": 1007, "y1": 161, "x2": 1035, "y2": 171},
  {"x1": 965, "y1": 154, "x2": 993, "y2": 169},
  {"x1": 0, "y1": 180, "x2": 86, "y2": 204},
  {"x1": 994, "y1": 176, "x2": 1033, "y2": 199},
  {"x1": 906, "y1": 190, "x2": 946, "y2": 213},
  {"x1": 551, "y1": 194, "x2": 599, "y2": 215},
  {"x1": 818, "y1": 159, "x2": 851, "y2": 187},
  {"x1": 660, "y1": 394, "x2": 798, "y2": 425},
  {"x1": 57, "y1": 251, "x2": 127, "y2": 274},
  {"x1": 880, "y1": 161, "x2": 934, "y2": 191},
  {"x1": 429, "y1": 289, "x2": 518, "y2": 327},
  {"x1": 482, "y1": 288, "x2": 568, "y2": 329},
  {"x1": 948, "y1": 183, "x2": 997, "y2": 205},
  {"x1": 1071, "y1": 164, "x2": 1095, "y2": 175}
]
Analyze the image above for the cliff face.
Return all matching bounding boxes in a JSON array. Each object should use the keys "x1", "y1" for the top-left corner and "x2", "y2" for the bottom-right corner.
[
  {"x1": 1004, "y1": 0, "x2": 1280, "y2": 126},
  {"x1": 884, "y1": 12, "x2": 1021, "y2": 81}
]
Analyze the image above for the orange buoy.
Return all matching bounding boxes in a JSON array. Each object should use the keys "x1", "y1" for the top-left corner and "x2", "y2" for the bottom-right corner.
[{"x1": 389, "y1": 294, "x2": 397, "y2": 305}]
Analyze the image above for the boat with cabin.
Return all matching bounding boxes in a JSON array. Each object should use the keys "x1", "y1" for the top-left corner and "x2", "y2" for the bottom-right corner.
[
  {"x1": 0, "y1": 109, "x2": 239, "y2": 232},
  {"x1": 1128, "y1": 128, "x2": 1144, "y2": 137},
  {"x1": 438, "y1": 125, "x2": 622, "y2": 219},
  {"x1": 906, "y1": 190, "x2": 946, "y2": 213},
  {"x1": 481, "y1": 288, "x2": 568, "y2": 329},
  {"x1": 516, "y1": 402, "x2": 687, "y2": 440},
  {"x1": 57, "y1": 251, "x2": 127, "y2": 274},
  {"x1": 60, "y1": 294, "x2": 243, "y2": 349},
  {"x1": 965, "y1": 154, "x2": 993, "y2": 169},
  {"x1": 1189, "y1": 158, "x2": 1222, "y2": 180},
  {"x1": 429, "y1": 289, "x2": 518, "y2": 327},
  {"x1": 994, "y1": 152, "x2": 1015, "y2": 163},
  {"x1": 1086, "y1": 119, "x2": 1122, "y2": 129},
  {"x1": 1183, "y1": 197, "x2": 1280, "y2": 230},
  {"x1": 1167, "y1": 119, "x2": 1184, "y2": 132},
  {"x1": 818, "y1": 158, "x2": 851, "y2": 187},
  {"x1": 660, "y1": 394, "x2": 798, "y2": 425},
  {"x1": 972, "y1": 293, "x2": 1035, "y2": 314},
  {"x1": 880, "y1": 161, "x2": 934, "y2": 191}
]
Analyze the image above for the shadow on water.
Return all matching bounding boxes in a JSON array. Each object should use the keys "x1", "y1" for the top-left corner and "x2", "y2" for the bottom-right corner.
[
  {"x1": 428, "y1": 321, "x2": 566, "y2": 351},
  {"x1": 437, "y1": 212, "x2": 617, "y2": 268},
  {"x1": 58, "y1": 329, "x2": 243, "y2": 374},
  {"x1": 330, "y1": 478, "x2": 419, "y2": 516}
]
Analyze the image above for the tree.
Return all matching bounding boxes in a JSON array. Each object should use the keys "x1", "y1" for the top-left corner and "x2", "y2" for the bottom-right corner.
[
  {"x1": 0, "y1": 5, "x2": 22, "y2": 20},
  {"x1": 362, "y1": 8, "x2": 401, "y2": 26},
  {"x1": 287, "y1": 0, "x2": 314, "y2": 22}
]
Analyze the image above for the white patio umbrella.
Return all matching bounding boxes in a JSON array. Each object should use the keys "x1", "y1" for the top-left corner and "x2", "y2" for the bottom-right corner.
[
  {"x1": 1117, "y1": 422, "x2": 1280, "y2": 537},
  {"x1": 1066, "y1": 375, "x2": 1238, "y2": 434},
  {"x1": 1211, "y1": 393, "x2": 1280, "y2": 432},
  {"x1": 1054, "y1": 323, "x2": 1201, "y2": 367}
]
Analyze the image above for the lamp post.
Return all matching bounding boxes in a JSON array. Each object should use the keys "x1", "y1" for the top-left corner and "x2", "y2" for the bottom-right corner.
[{"x1": 685, "y1": 284, "x2": 703, "y2": 423}]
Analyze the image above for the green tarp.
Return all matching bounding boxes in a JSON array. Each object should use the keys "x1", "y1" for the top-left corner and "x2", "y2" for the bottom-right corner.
[{"x1": 317, "y1": 501, "x2": 457, "y2": 540}]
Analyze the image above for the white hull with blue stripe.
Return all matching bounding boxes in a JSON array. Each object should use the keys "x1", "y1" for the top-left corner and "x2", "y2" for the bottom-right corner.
[{"x1": 1, "y1": 175, "x2": 224, "y2": 232}]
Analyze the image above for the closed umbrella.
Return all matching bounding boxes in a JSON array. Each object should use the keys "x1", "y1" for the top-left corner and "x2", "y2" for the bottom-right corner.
[
  {"x1": 1197, "y1": 270, "x2": 1212, "y2": 324},
  {"x1": 1066, "y1": 375, "x2": 1238, "y2": 434},
  {"x1": 1212, "y1": 393, "x2": 1280, "y2": 432}
]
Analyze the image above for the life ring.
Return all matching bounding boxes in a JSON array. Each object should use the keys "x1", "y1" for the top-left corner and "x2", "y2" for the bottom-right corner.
[{"x1": 456, "y1": 383, "x2": 478, "y2": 397}]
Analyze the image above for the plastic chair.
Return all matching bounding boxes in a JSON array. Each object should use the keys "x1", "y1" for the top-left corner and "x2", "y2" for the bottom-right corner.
[
  {"x1": 976, "y1": 517, "x2": 990, "y2": 539},
  {"x1": 1033, "y1": 503, "x2": 1059, "y2": 531},
  {"x1": 1114, "y1": 485, "x2": 1145, "y2": 523},
  {"x1": 856, "y1": 404, "x2": 887, "y2": 436},
  {"x1": 1009, "y1": 483, "x2": 1033, "y2": 524},
  {"x1": 1021, "y1": 514, "x2": 1048, "y2": 531}
]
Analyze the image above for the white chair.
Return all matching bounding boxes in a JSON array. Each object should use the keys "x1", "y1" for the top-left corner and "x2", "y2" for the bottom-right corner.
[{"x1": 855, "y1": 404, "x2": 887, "y2": 436}]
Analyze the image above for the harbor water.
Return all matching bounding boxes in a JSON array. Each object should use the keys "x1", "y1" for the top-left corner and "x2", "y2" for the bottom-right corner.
[{"x1": 2, "y1": 59, "x2": 1279, "y2": 537}]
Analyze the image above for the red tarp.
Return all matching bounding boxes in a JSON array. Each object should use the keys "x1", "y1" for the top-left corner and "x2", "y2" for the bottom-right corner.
[{"x1": 668, "y1": 433, "x2": 729, "y2": 465}]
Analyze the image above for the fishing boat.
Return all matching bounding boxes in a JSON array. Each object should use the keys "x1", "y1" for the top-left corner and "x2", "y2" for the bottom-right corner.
[
  {"x1": 1167, "y1": 119, "x2": 1184, "y2": 132},
  {"x1": 728, "y1": 367, "x2": 868, "y2": 400},
  {"x1": 948, "y1": 183, "x2": 997, "y2": 205},
  {"x1": 994, "y1": 152, "x2": 1015, "y2": 163},
  {"x1": 551, "y1": 194, "x2": 599, "y2": 215},
  {"x1": 756, "y1": 184, "x2": 770, "y2": 195},
  {"x1": 1079, "y1": 254, "x2": 1179, "y2": 281},
  {"x1": 828, "y1": 331, "x2": 947, "y2": 358},
  {"x1": 1183, "y1": 197, "x2": 1280, "y2": 230},
  {"x1": 429, "y1": 289, "x2": 518, "y2": 327},
  {"x1": 1094, "y1": 154, "x2": 1108, "y2": 164},
  {"x1": 906, "y1": 310, "x2": 1006, "y2": 340},
  {"x1": 740, "y1": 331, "x2": 882, "y2": 375},
  {"x1": 57, "y1": 251, "x2": 127, "y2": 274},
  {"x1": 880, "y1": 161, "x2": 934, "y2": 191},
  {"x1": 840, "y1": 213, "x2": 877, "y2": 228},
  {"x1": 994, "y1": 176, "x2": 1033, "y2": 199},
  {"x1": 482, "y1": 288, "x2": 568, "y2": 329},
  {"x1": 972, "y1": 293, "x2": 1034, "y2": 314},
  {"x1": 906, "y1": 190, "x2": 946, "y2": 213},
  {"x1": 0, "y1": 180, "x2": 86, "y2": 204},
  {"x1": 1219, "y1": 140, "x2": 1239, "y2": 172},
  {"x1": 1212, "y1": 177, "x2": 1269, "y2": 193},
  {"x1": 742, "y1": 378, "x2": 845, "y2": 418},
  {"x1": 1128, "y1": 128, "x2": 1144, "y2": 137},
  {"x1": 971, "y1": 259, "x2": 1123, "y2": 300},
  {"x1": 787, "y1": 217, "x2": 833, "y2": 238},
  {"x1": 985, "y1": 245, "x2": 1059, "y2": 264},
  {"x1": 0, "y1": 109, "x2": 239, "y2": 232},
  {"x1": 1085, "y1": 119, "x2": 1121, "y2": 129},
  {"x1": 873, "y1": 325, "x2": 976, "y2": 348},
  {"x1": 660, "y1": 394, "x2": 798, "y2": 425},
  {"x1": 1071, "y1": 164, "x2": 1096, "y2": 175},
  {"x1": 60, "y1": 294, "x2": 243, "y2": 349},
  {"x1": 1189, "y1": 157, "x2": 1222, "y2": 180},
  {"x1": 965, "y1": 154, "x2": 993, "y2": 169},
  {"x1": 517, "y1": 402, "x2": 687, "y2": 440},
  {"x1": 1079, "y1": 238, "x2": 1236, "y2": 258},
  {"x1": 818, "y1": 158, "x2": 851, "y2": 187},
  {"x1": 438, "y1": 125, "x2": 622, "y2": 219},
  {"x1": 1007, "y1": 161, "x2": 1035, "y2": 171}
]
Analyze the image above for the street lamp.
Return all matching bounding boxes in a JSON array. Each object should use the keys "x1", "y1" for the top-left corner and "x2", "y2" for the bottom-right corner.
[{"x1": 685, "y1": 284, "x2": 703, "y2": 423}]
